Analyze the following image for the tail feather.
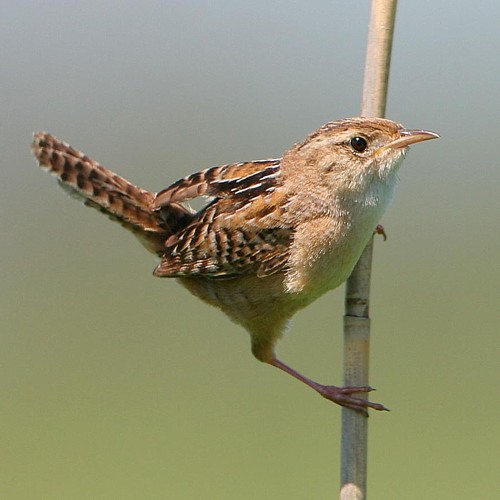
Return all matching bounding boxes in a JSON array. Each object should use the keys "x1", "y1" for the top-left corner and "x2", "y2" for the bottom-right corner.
[{"x1": 31, "y1": 132, "x2": 192, "y2": 254}]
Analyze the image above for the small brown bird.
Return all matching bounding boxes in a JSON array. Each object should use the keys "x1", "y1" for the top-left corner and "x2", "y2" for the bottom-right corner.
[{"x1": 31, "y1": 117, "x2": 438, "y2": 412}]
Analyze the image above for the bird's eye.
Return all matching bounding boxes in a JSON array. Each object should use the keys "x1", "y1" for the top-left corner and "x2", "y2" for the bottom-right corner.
[{"x1": 349, "y1": 136, "x2": 368, "y2": 152}]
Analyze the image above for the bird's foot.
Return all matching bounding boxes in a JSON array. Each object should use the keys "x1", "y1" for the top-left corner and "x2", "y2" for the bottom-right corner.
[
  {"x1": 315, "y1": 384, "x2": 390, "y2": 415},
  {"x1": 374, "y1": 224, "x2": 387, "y2": 241},
  {"x1": 269, "y1": 358, "x2": 389, "y2": 415}
]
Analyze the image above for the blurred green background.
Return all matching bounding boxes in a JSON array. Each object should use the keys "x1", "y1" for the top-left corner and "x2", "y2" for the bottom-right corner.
[{"x1": 1, "y1": 1, "x2": 498, "y2": 499}]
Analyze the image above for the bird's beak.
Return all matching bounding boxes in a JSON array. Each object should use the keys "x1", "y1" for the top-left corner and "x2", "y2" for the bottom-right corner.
[{"x1": 385, "y1": 129, "x2": 440, "y2": 150}]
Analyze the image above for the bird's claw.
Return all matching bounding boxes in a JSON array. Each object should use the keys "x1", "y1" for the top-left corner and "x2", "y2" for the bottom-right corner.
[
  {"x1": 317, "y1": 384, "x2": 390, "y2": 415},
  {"x1": 374, "y1": 224, "x2": 387, "y2": 241}
]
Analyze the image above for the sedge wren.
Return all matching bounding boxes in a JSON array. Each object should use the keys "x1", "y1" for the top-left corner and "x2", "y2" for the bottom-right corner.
[{"x1": 31, "y1": 117, "x2": 438, "y2": 413}]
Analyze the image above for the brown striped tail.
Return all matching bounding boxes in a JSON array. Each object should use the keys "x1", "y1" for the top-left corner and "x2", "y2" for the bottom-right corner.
[{"x1": 31, "y1": 132, "x2": 174, "y2": 254}]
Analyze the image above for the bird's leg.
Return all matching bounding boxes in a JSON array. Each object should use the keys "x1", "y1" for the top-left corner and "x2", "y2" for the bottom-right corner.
[{"x1": 269, "y1": 358, "x2": 389, "y2": 414}]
